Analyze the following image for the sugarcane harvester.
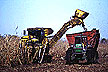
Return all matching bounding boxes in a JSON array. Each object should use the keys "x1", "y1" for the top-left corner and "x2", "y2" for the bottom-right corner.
[{"x1": 18, "y1": 9, "x2": 89, "y2": 64}]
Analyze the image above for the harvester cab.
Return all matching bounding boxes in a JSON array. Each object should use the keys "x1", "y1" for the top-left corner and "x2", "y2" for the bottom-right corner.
[
  {"x1": 21, "y1": 28, "x2": 53, "y2": 43},
  {"x1": 27, "y1": 28, "x2": 45, "y2": 43},
  {"x1": 22, "y1": 29, "x2": 44, "y2": 43}
]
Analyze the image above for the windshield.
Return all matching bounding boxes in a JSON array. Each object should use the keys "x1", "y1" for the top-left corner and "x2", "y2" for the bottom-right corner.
[
  {"x1": 75, "y1": 37, "x2": 81, "y2": 44},
  {"x1": 75, "y1": 36, "x2": 87, "y2": 44}
]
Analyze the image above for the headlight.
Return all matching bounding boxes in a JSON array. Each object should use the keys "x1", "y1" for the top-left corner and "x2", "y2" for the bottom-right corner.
[
  {"x1": 88, "y1": 45, "x2": 92, "y2": 47},
  {"x1": 71, "y1": 44, "x2": 73, "y2": 47}
]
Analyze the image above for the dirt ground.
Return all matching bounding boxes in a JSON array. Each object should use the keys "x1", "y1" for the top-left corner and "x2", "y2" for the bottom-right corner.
[
  {"x1": 0, "y1": 36, "x2": 108, "y2": 72},
  {"x1": 0, "y1": 55, "x2": 108, "y2": 72}
]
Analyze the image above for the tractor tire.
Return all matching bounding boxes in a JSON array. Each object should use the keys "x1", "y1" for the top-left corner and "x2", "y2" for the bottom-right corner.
[
  {"x1": 86, "y1": 50, "x2": 93, "y2": 63},
  {"x1": 86, "y1": 49, "x2": 99, "y2": 64},
  {"x1": 93, "y1": 50, "x2": 99, "y2": 63}
]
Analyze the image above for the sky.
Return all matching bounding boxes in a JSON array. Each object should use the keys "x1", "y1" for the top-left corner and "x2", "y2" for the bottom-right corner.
[{"x1": 0, "y1": 0, "x2": 108, "y2": 39}]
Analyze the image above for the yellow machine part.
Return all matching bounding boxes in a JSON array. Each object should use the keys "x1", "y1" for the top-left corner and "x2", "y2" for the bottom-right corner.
[
  {"x1": 42, "y1": 38, "x2": 48, "y2": 46},
  {"x1": 38, "y1": 28, "x2": 52, "y2": 36},
  {"x1": 76, "y1": 9, "x2": 85, "y2": 17},
  {"x1": 75, "y1": 9, "x2": 89, "y2": 19},
  {"x1": 49, "y1": 9, "x2": 89, "y2": 48},
  {"x1": 44, "y1": 29, "x2": 48, "y2": 36},
  {"x1": 36, "y1": 28, "x2": 50, "y2": 36},
  {"x1": 31, "y1": 38, "x2": 39, "y2": 42},
  {"x1": 21, "y1": 35, "x2": 39, "y2": 42}
]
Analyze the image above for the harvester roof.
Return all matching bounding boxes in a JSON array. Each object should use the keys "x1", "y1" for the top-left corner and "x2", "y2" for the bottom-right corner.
[{"x1": 27, "y1": 27, "x2": 53, "y2": 35}]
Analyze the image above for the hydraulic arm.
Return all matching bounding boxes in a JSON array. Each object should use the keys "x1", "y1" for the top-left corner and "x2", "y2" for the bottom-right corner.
[{"x1": 49, "y1": 9, "x2": 89, "y2": 48}]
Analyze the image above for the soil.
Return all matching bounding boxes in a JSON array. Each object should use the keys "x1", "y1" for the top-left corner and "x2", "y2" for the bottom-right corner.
[{"x1": 0, "y1": 57, "x2": 108, "y2": 72}]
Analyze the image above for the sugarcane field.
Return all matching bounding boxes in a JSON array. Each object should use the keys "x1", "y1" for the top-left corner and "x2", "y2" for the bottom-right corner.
[
  {"x1": 0, "y1": 0, "x2": 108, "y2": 72},
  {"x1": 0, "y1": 35, "x2": 108, "y2": 72}
]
